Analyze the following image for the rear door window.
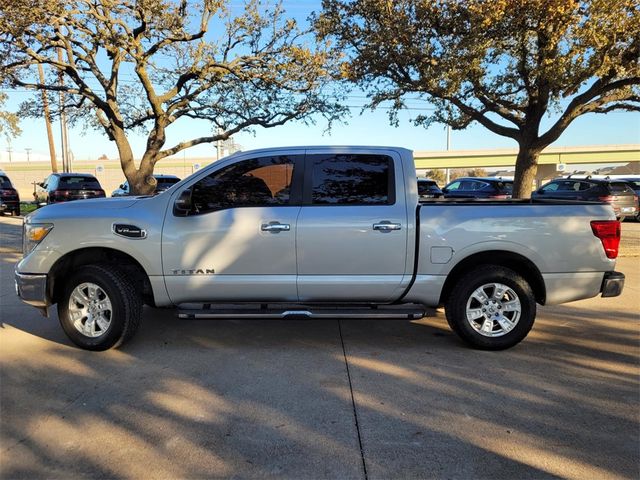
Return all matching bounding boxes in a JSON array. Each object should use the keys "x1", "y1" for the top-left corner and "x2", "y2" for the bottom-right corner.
[
  {"x1": 0, "y1": 176, "x2": 11, "y2": 188},
  {"x1": 308, "y1": 154, "x2": 394, "y2": 205}
]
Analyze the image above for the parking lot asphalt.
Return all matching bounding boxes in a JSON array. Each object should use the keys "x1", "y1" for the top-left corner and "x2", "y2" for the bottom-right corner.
[{"x1": 1, "y1": 215, "x2": 639, "y2": 479}]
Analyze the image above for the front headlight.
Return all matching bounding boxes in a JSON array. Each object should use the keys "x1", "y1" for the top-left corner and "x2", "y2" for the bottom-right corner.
[{"x1": 23, "y1": 221, "x2": 53, "y2": 255}]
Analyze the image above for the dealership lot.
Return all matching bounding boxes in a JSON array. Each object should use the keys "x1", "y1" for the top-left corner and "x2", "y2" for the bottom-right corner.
[{"x1": 1, "y1": 215, "x2": 638, "y2": 479}]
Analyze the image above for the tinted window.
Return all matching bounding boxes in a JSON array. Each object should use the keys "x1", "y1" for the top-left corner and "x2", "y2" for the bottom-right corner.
[
  {"x1": 494, "y1": 181, "x2": 513, "y2": 193},
  {"x1": 0, "y1": 176, "x2": 12, "y2": 188},
  {"x1": 310, "y1": 154, "x2": 392, "y2": 205},
  {"x1": 189, "y1": 156, "x2": 296, "y2": 215},
  {"x1": 157, "y1": 177, "x2": 180, "y2": 187},
  {"x1": 467, "y1": 181, "x2": 489, "y2": 191},
  {"x1": 609, "y1": 182, "x2": 634, "y2": 194},
  {"x1": 623, "y1": 180, "x2": 640, "y2": 189},
  {"x1": 418, "y1": 181, "x2": 440, "y2": 195},
  {"x1": 58, "y1": 176, "x2": 101, "y2": 189}
]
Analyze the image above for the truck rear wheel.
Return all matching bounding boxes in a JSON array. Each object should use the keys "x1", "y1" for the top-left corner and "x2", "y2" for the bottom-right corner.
[
  {"x1": 445, "y1": 266, "x2": 536, "y2": 350},
  {"x1": 58, "y1": 264, "x2": 142, "y2": 350}
]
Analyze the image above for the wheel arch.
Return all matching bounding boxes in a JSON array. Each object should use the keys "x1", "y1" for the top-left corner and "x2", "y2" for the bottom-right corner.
[
  {"x1": 49, "y1": 247, "x2": 154, "y2": 306},
  {"x1": 439, "y1": 250, "x2": 546, "y2": 305}
]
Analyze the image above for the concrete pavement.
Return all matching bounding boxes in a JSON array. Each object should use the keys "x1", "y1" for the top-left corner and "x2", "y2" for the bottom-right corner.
[{"x1": 1, "y1": 216, "x2": 639, "y2": 479}]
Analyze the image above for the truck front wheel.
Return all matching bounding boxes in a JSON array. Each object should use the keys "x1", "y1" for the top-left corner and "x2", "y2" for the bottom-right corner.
[
  {"x1": 57, "y1": 264, "x2": 143, "y2": 350},
  {"x1": 445, "y1": 266, "x2": 536, "y2": 350}
]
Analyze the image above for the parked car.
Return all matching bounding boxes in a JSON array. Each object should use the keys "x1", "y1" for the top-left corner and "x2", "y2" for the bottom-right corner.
[
  {"x1": 34, "y1": 173, "x2": 105, "y2": 206},
  {"x1": 0, "y1": 173, "x2": 20, "y2": 216},
  {"x1": 417, "y1": 178, "x2": 443, "y2": 199},
  {"x1": 16, "y1": 146, "x2": 624, "y2": 351},
  {"x1": 618, "y1": 176, "x2": 640, "y2": 221},
  {"x1": 532, "y1": 177, "x2": 638, "y2": 220},
  {"x1": 111, "y1": 174, "x2": 181, "y2": 197},
  {"x1": 442, "y1": 177, "x2": 513, "y2": 199}
]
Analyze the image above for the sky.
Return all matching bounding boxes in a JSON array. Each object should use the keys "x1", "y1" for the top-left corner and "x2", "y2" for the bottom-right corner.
[{"x1": 1, "y1": 0, "x2": 639, "y2": 164}]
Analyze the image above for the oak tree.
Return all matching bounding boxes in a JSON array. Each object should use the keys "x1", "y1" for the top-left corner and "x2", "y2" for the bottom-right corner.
[
  {"x1": 318, "y1": 0, "x2": 640, "y2": 197},
  {"x1": 1, "y1": 0, "x2": 344, "y2": 193}
]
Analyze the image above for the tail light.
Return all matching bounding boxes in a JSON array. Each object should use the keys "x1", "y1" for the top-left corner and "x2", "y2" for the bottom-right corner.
[
  {"x1": 51, "y1": 190, "x2": 70, "y2": 201},
  {"x1": 598, "y1": 195, "x2": 614, "y2": 202},
  {"x1": 591, "y1": 220, "x2": 621, "y2": 259},
  {"x1": 97, "y1": 190, "x2": 106, "y2": 197},
  {"x1": 489, "y1": 194, "x2": 509, "y2": 199}
]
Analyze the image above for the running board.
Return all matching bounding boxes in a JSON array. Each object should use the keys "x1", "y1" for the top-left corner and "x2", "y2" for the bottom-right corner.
[{"x1": 177, "y1": 304, "x2": 426, "y2": 320}]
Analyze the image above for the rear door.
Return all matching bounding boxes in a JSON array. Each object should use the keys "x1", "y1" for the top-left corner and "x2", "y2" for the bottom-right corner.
[
  {"x1": 296, "y1": 150, "x2": 409, "y2": 302},
  {"x1": 162, "y1": 152, "x2": 303, "y2": 304}
]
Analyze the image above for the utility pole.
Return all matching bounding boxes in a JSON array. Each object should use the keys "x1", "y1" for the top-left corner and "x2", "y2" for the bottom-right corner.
[
  {"x1": 25, "y1": 148, "x2": 32, "y2": 162},
  {"x1": 57, "y1": 48, "x2": 69, "y2": 172},
  {"x1": 38, "y1": 63, "x2": 58, "y2": 173},
  {"x1": 445, "y1": 125, "x2": 451, "y2": 184},
  {"x1": 6, "y1": 145, "x2": 12, "y2": 163}
]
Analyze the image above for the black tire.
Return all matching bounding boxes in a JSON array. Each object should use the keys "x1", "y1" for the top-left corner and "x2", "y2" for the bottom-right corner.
[
  {"x1": 58, "y1": 264, "x2": 142, "y2": 351},
  {"x1": 445, "y1": 265, "x2": 536, "y2": 350}
]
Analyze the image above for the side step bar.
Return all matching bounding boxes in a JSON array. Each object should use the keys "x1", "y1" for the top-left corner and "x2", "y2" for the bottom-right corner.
[{"x1": 177, "y1": 304, "x2": 426, "y2": 320}]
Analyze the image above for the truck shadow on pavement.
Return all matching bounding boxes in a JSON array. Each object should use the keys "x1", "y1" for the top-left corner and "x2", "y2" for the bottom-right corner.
[{"x1": 1, "y1": 290, "x2": 638, "y2": 479}]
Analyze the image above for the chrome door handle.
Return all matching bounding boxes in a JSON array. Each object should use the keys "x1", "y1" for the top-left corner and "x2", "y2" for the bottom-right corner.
[
  {"x1": 373, "y1": 222, "x2": 402, "y2": 232},
  {"x1": 261, "y1": 223, "x2": 290, "y2": 233}
]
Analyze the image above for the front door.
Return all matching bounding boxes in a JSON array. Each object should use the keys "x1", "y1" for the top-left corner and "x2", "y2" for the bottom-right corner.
[
  {"x1": 296, "y1": 151, "x2": 409, "y2": 302},
  {"x1": 162, "y1": 153, "x2": 303, "y2": 304}
]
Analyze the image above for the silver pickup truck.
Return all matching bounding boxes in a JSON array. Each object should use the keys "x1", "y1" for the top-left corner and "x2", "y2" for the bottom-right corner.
[{"x1": 15, "y1": 146, "x2": 624, "y2": 351}]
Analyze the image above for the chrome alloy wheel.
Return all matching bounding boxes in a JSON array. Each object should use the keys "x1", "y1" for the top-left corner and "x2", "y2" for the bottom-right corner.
[
  {"x1": 465, "y1": 282, "x2": 521, "y2": 337},
  {"x1": 68, "y1": 282, "x2": 113, "y2": 338}
]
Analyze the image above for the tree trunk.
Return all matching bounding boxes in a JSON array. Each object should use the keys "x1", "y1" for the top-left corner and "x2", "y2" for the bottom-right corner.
[
  {"x1": 111, "y1": 129, "x2": 157, "y2": 196},
  {"x1": 130, "y1": 151, "x2": 159, "y2": 195},
  {"x1": 512, "y1": 145, "x2": 542, "y2": 199}
]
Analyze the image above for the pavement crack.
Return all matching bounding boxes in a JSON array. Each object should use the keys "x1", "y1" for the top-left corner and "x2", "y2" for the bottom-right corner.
[{"x1": 338, "y1": 319, "x2": 368, "y2": 480}]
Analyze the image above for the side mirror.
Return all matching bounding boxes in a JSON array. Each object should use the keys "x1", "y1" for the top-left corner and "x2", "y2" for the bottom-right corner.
[
  {"x1": 37, "y1": 182, "x2": 44, "y2": 188},
  {"x1": 119, "y1": 183, "x2": 126, "y2": 189},
  {"x1": 441, "y1": 187, "x2": 448, "y2": 193},
  {"x1": 537, "y1": 189, "x2": 544, "y2": 194},
  {"x1": 173, "y1": 188, "x2": 192, "y2": 216}
]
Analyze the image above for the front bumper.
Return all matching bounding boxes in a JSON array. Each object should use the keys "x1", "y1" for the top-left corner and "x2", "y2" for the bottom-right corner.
[
  {"x1": 15, "y1": 271, "x2": 50, "y2": 314},
  {"x1": 601, "y1": 271, "x2": 625, "y2": 298}
]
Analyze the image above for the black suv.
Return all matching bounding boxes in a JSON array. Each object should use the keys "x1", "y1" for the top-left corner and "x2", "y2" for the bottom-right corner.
[
  {"x1": 417, "y1": 178, "x2": 443, "y2": 200},
  {"x1": 0, "y1": 173, "x2": 20, "y2": 216},
  {"x1": 532, "y1": 177, "x2": 639, "y2": 220},
  {"x1": 35, "y1": 173, "x2": 106, "y2": 206},
  {"x1": 442, "y1": 177, "x2": 513, "y2": 199}
]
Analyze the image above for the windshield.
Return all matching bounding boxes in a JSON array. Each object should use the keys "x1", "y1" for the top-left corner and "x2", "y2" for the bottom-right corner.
[
  {"x1": 58, "y1": 176, "x2": 102, "y2": 189},
  {"x1": 0, "y1": 176, "x2": 12, "y2": 188}
]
